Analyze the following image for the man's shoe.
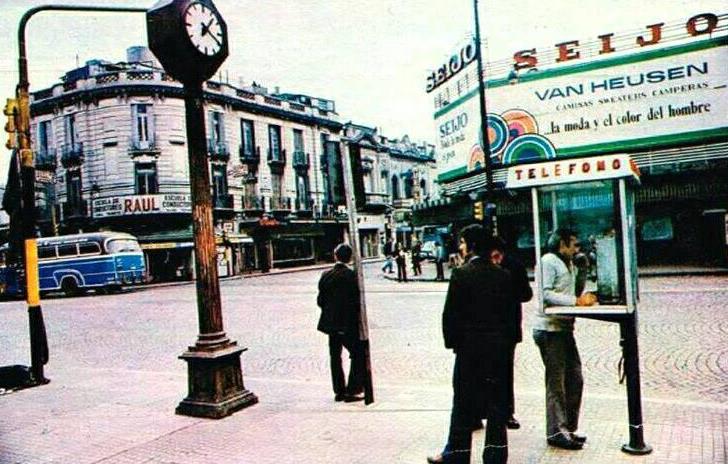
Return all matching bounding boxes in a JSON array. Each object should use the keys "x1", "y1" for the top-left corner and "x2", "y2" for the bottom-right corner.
[
  {"x1": 341, "y1": 393, "x2": 365, "y2": 403},
  {"x1": 426, "y1": 453, "x2": 444, "y2": 464},
  {"x1": 547, "y1": 435, "x2": 583, "y2": 450},
  {"x1": 570, "y1": 432, "x2": 587, "y2": 444},
  {"x1": 507, "y1": 416, "x2": 521, "y2": 430}
]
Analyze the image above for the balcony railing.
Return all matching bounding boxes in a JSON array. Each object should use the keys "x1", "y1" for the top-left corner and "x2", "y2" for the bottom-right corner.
[
  {"x1": 295, "y1": 196, "x2": 313, "y2": 211},
  {"x1": 207, "y1": 139, "x2": 230, "y2": 162},
  {"x1": 392, "y1": 197, "x2": 415, "y2": 209},
  {"x1": 239, "y1": 145, "x2": 260, "y2": 164},
  {"x1": 129, "y1": 137, "x2": 161, "y2": 157},
  {"x1": 35, "y1": 148, "x2": 57, "y2": 171},
  {"x1": 242, "y1": 195, "x2": 265, "y2": 212},
  {"x1": 62, "y1": 200, "x2": 88, "y2": 219},
  {"x1": 268, "y1": 148, "x2": 286, "y2": 174},
  {"x1": 60, "y1": 143, "x2": 84, "y2": 168},
  {"x1": 213, "y1": 193, "x2": 234, "y2": 210},
  {"x1": 292, "y1": 151, "x2": 309, "y2": 170},
  {"x1": 270, "y1": 196, "x2": 291, "y2": 211},
  {"x1": 365, "y1": 192, "x2": 389, "y2": 205}
]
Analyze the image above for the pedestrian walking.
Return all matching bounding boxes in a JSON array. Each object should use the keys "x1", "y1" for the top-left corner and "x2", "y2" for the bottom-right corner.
[
  {"x1": 316, "y1": 243, "x2": 365, "y2": 403},
  {"x1": 490, "y1": 236, "x2": 533, "y2": 430},
  {"x1": 427, "y1": 224, "x2": 513, "y2": 464},
  {"x1": 412, "y1": 240, "x2": 423, "y2": 276},
  {"x1": 533, "y1": 229, "x2": 596, "y2": 450},
  {"x1": 435, "y1": 241, "x2": 447, "y2": 281},
  {"x1": 381, "y1": 238, "x2": 395, "y2": 274},
  {"x1": 395, "y1": 244, "x2": 408, "y2": 282}
]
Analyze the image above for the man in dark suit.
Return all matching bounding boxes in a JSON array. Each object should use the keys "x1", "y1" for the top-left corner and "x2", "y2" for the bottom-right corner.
[
  {"x1": 490, "y1": 236, "x2": 533, "y2": 430},
  {"x1": 317, "y1": 243, "x2": 365, "y2": 402},
  {"x1": 428, "y1": 225, "x2": 513, "y2": 464}
]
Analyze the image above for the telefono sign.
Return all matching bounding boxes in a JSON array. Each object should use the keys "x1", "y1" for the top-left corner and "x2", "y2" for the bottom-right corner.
[{"x1": 434, "y1": 36, "x2": 727, "y2": 181}]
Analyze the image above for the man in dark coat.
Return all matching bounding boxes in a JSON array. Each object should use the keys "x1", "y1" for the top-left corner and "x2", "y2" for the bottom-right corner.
[
  {"x1": 490, "y1": 236, "x2": 533, "y2": 430},
  {"x1": 316, "y1": 243, "x2": 365, "y2": 402},
  {"x1": 428, "y1": 225, "x2": 513, "y2": 464}
]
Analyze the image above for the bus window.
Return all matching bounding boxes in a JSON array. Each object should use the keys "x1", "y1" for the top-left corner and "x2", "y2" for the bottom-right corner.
[
  {"x1": 58, "y1": 244, "x2": 78, "y2": 257},
  {"x1": 38, "y1": 246, "x2": 57, "y2": 260},
  {"x1": 107, "y1": 239, "x2": 142, "y2": 254},
  {"x1": 78, "y1": 242, "x2": 101, "y2": 255}
]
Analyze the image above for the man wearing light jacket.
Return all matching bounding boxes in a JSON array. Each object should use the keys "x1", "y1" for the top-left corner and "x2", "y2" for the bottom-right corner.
[{"x1": 533, "y1": 228, "x2": 597, "y2": 450}]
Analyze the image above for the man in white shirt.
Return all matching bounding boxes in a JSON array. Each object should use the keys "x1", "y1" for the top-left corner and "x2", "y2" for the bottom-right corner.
[{"x1": 533, "y1": 229, "x2": 596, "y2": 450}]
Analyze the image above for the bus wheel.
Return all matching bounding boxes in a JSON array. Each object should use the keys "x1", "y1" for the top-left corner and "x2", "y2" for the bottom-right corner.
[{"x1": 61, "y1": 277, "x2": 82, "y2": 297}]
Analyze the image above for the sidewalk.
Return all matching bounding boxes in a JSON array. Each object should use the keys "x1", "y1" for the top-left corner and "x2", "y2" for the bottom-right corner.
[
  {"x1": 1, "y1": 366, "x2": 725, "y2": 463},
  {"x1": 382, "y1": 261, "x2": 728, "y2": 283}
]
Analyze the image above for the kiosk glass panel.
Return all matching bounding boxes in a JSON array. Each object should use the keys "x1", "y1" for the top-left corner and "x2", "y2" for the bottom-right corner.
[{"x1": 537, "y1": 180, "x2": 626, "y2": 305}]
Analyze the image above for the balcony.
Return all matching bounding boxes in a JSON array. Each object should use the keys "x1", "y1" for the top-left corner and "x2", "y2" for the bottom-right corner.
[
  {"x1": 270, "y1": 195, "x2": 291, "y2": 212},
  {"x1": 292, "y1": 151, "x2": 309, "y2": 170},
  {"x1": 362, "y1": 192, "x2": 390, "y2": 214},
  {"x1": 392, "y1": 197, "x2": 414, "y2": 209},
  {"x1": 239, "y1": 145, "x2": 260, "y2": 165},
  {"x1": 295, "y1": 196, "x2": 313, "y2": 218},
  {"x1": 267, "y1": 148, "x2": 286, "y2": 174},
  {"x1": 62, "y1": 200, "x2": 88, "y2": 220},
  {"x1": 60, "y1": 143, "x2": 84, "y2": 168},
  {"x1": 35, "y1": 148, "x2": 57, "y2": 171},
  {"x1": 207, "y1": 139, "x2": 230, "y2": 162},
  {"x1": 129, "y1": 137, "x2": 161, "y2": 157},
  {"x1": 242, "y1": 195, "x2": 265, "y2": 215}
]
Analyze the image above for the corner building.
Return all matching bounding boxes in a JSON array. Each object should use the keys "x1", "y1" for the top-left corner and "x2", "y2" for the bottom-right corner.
[{"x1": 28, "y1": 47, "x2": 436, "y2": 281}]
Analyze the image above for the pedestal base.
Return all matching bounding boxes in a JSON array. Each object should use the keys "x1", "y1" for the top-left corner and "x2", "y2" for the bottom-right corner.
[
  {"x1": 621, "y1": 443, "x2": 653, "y2": 455},
  {"x1": 176, "y1": 343, "x2": 258, "y2": 419}
]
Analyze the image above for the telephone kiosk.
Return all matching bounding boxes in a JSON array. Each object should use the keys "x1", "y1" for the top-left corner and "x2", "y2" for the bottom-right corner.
[{"x1": 507, "y1": 154, "x2": 652, "y2": 455}]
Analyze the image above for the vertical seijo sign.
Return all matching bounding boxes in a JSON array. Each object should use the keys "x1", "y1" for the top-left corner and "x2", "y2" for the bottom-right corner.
[{"x1": 434, "y1": 36, "x2": 728, "y2": 180}]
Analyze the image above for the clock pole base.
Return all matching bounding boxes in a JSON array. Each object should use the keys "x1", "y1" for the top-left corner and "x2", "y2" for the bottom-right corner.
[{"x1": 176, "y1": 343, "x2": 258, "y2": 419}]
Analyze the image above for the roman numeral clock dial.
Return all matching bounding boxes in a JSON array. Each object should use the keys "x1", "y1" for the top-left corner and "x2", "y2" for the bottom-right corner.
[{"x1": 185, "y1": 2, "x2": 224, "y2": 56}]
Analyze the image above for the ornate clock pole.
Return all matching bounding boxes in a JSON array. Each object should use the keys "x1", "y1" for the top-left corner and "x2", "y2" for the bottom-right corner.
[{"x1": 147, "y1": 0, "x2": 257, "y2": 418}]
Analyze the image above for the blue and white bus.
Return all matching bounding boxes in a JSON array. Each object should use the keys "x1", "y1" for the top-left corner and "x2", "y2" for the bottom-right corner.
[{"x1": 0, "y1": 232, "x2": 146, "y2": 297}]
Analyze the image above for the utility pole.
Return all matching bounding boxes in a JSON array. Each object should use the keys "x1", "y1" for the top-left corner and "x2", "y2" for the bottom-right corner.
[
  {"x1": 340, "y1": 139, "x2": 374, "y2": 405},
  {"x1": 472, "y1": 0, "x2": 497, "y2": 234}
]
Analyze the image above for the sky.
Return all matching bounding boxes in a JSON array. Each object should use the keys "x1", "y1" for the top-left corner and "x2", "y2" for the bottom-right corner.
[{"x1": 0, "y1": 0, "x2": 724, "y2": 183}]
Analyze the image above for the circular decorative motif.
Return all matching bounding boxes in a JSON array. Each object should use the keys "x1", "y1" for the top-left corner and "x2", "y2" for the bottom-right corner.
[
  {"x1": 502, "y1": 134, "x2": 556, "y2": 164},
  {"x1": 467, "y1": 144, "x2": 485, "y2": 172},
  {"x1": 501, "y1": 109, "x2": 539, "y2": 142},
  {"x1": 486, "y1": 114, "x2": 509, "y2": 156}
]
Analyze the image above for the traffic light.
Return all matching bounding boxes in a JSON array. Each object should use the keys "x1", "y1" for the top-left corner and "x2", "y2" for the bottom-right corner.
[
  {"x1": 473, "y1": 200, "x2": 484, "y2": 221},
  {"x1": 4, "y1": 98, "x2": 19, "y2": 149}
]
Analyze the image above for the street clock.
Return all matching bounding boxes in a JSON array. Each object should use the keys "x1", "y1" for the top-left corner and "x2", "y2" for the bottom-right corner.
[{"x1": 147, "y1": 0, "x2": 229, "y2": 84}]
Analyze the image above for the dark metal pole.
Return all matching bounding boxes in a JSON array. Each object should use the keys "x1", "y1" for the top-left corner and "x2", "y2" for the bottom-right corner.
[
  {"x1": 341, "y1": 139, "x2": 374, "y2": 405},
  {"x1": 619, "y1": 314, "x2": 653, "y2": 455},
  {"x1": 472, "y1": 0, "x2": 497, "y2": 233}
]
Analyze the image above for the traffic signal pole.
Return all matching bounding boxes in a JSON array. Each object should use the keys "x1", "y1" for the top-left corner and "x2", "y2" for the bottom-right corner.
[{"x1": 12, "y1": 4, "x2": 149, "y2": 386}]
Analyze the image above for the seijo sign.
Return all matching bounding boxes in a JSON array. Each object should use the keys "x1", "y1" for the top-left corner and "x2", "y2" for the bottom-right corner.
[
  {"x1": 431, "y1": 12, "x2": 728, "y2": 181},
  {"x1": 92, "y1": 194, "x2": 191, "y2": 218}
]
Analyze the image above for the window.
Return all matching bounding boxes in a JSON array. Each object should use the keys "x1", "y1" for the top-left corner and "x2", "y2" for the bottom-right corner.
[
  {"x1": 79, "y1": 242, "x2": 101, "y2": 255},
  {"x1": 381, "y1": 171, "x2": 389, "y2": 195},
  {"x1": 135, "y1": 162, "x2": 158, "y2": 195},
  {"x1": 209, "y1": 111, "x2": 224, "y2": 144},
  {"x1": 271, "y1": 173, "x2": 282, "y2": 199},
  {"x1": 391, "y1": 175, "x2": 400, "y2": 200},
  {"x1": 57, "y1": 244, "x2": 78, "y2": 257},
  {"x1": 38, "y1": 120, "x2": 52, "y2": 153},
  {"x1": 107, "y1": 239, "x2": 141, "y2": 254},
  {"x1": 420, "y1": 178, "x2": 427, "y2": 197},
  {"x1": 211, "y1": 164, "x2": 228, "y2": 197},
  {"x1": 240, "y1": 119, "x2": 255, "y2": 157},
  {"x1": 293, "y1": 129, "x2": 304, "y2": 153},
  {"x1": 132, "y1": 104, "x2": 152, "y2": 147},
  {"x1": 66, "y1": 170, "x2": 82, "y2": 206},
  {"x1": 296, "y1": 173, "x2": 309, "y2": 209},
  {"x1": 38, "y1": 246, "x2": 56, "y2": 260},
  {"x1": 65, "y1": 114, "x2": 77, "y2": 146},
  {"x1": 268, "y1": 125, "x2": 281, "y2": 160}
]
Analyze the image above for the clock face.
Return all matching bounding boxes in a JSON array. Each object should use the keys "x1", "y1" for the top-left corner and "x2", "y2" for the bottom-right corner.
[{"x1": 184, "y1": 2, "x2": 224, "y2": 56}]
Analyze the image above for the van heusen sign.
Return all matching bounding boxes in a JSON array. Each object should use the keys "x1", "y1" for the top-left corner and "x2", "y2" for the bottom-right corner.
[
  {"x1": 92, "y1": 194, "x2": 191, "y2": 218},
  {"x1": 506, "y1": 154, "x2": 640, "y2": 189},
  {"x1": 434, "y1": 37, "x2": 728, "y2": 181}
]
